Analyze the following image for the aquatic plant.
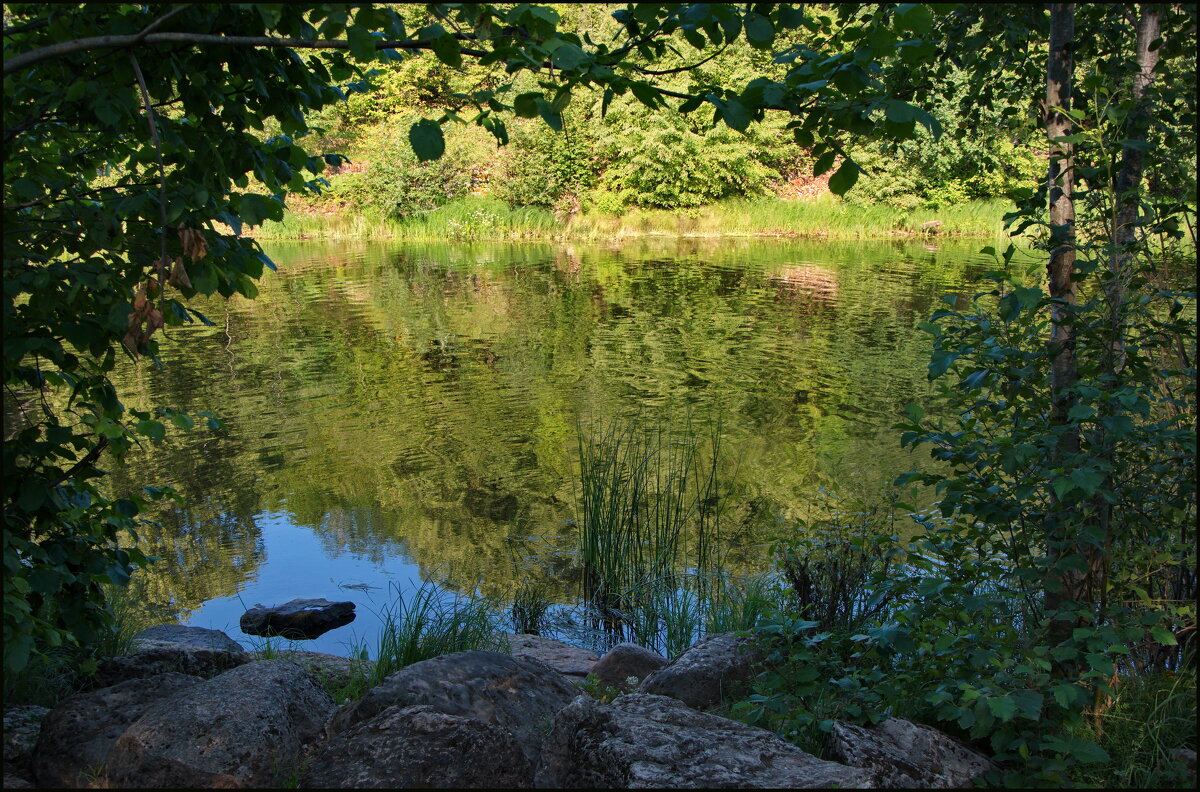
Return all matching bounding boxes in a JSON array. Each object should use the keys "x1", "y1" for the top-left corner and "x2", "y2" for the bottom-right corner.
[
  {"x1": 368, "y1": 579, "x2": 505, "y2": 686},
  {"x1": 574, "y1": 419, "x2": 775, "y2": 657}
]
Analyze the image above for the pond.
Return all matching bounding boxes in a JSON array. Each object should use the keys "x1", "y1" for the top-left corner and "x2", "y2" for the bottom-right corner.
[{"x1": 107, "y1": 237, "x2": 1001, "y2": 656}]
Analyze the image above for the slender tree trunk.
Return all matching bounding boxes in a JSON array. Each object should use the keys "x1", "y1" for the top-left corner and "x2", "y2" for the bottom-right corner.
[
  {"x1": 1044, "y1": 2, "x2": 1082, "y2": 658},
  {"x1": 1107, "y1": 5, "x2": 1162, "y2": 374},
  {"x1": 1090, "y1": 7, "x2": 1163, "y2": 723}
]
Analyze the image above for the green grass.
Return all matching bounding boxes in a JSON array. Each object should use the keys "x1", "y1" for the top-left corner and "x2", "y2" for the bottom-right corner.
[
  {"x1": 1075, "y1": 669, "x2": 1198, "y2": 788},
  {"x1": 366, "y1": 579, "x2": 506, "y2": 688},
  {"x1": 251, "y1": 195, "x2": 1012, "y2": 242},
  {"x1": 511, "y1": 580, "x2": 553, "y2": 636}
]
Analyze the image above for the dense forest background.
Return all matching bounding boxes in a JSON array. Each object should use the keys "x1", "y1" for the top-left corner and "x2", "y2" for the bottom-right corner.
[{"x1": 282, "y1": 4, "x2": 1046, "y2": 221}]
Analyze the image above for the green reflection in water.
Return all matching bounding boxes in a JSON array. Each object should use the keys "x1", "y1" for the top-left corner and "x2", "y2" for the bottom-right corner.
[{"x1": 105, "y1": 238, "x2": 997, "y2": 625}]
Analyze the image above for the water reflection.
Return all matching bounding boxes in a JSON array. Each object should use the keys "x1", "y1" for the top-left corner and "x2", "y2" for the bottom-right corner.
[{"x1": 106, "y1": 238, "x2": 998, "y2": 655}]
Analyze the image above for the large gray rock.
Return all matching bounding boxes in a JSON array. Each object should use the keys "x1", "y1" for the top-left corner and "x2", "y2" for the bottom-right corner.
[
  {"x1": 93, "y1": 639, "x2": 249, "y2": 688},
  {"x1": 327, "y1": 650, "x2": 577, "y2": 767},
  {"x1": 33, "y1": 672, "x2": 204, "y2": 788},
  {"x1": 302, "y1": 704, "x2": 532, "y2": 789},
  {"x1": 133, "y1": 624, "x2": 245, "y2": 652},
  {"x1": 534, "y1": 693, "x2": 875, "y2": 788},
  {"x1": 3, "y1": 705, "x2": 49, "y2": 781},
  {"x1": 590, "y1": 643, "x2": 668, "y2": 689},
  {"x1": 638, "y1": 632, "x2": 760, "y2": 709},
  {"x1": 105, "y1": 660, "x2": 336, "y2": 788},
  {"x1": 240, "y1": 598, "x2": 356, "y2": 639},
  {"x1": 505, "y1": 633, "x2": 599, "y2": 680},
  {"x1": 3, "y1": 772, "x2": 33, "y2": 789},
  {"x1": 825, "y1": 717, "x2": 998, "y2": 788},
  {"x1": 249, "y1": 649, "x2": 374, "y2": 701}
]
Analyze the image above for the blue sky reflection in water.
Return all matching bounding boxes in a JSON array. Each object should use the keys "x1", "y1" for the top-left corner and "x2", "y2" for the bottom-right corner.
[
  {"x1": 105, "y1": 238, "x2": 1004, "y2": 657},
  {"x1": 182, "y1": 510, "x2": 428, "y2": 656}
]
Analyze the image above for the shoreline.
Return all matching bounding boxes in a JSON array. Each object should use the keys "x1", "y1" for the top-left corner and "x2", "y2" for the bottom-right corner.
[{"x1": 244, "y1": 195, "x2": 1014, "y2": 243}]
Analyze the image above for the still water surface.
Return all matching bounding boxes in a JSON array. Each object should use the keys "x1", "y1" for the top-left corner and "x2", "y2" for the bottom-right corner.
[{"x1": 108, "y1": 238, "x2": 998, "y2": 655}]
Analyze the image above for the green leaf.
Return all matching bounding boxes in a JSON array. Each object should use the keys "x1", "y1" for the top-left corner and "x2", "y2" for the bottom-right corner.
[
  {"x1": 904, "y1": 402, "x2": 924, "y2": 423},
  {"x1": 346, "y1": 25, "x2": 377, "y2": 62},
  {"x1": 777, "y1": 6, "x2": 806, "y2": 29},
  {"x1": 28, "y1": 567, "x2": 66, "y2": 595},
  {"x1": 812, "y1": 151, "x2": 837, "y2": 177},
  {"x1": 551, "y1": 42, "x2": 587, "y2": 70},
  {"x1": 986, "y1": 695, "x2": 1017, "y2": 721},
  {"x1": 1069, "y1": 468, "x2": 1104, "y2": 496},
  {"x1": 535, "y1": 99, "x2": 563, "y2": 131},
  {"x1": 928, "y1": 349, "x2": 958, "y2": 379},
  {"x1": 1052, "y1": 683, "x2": 1084, "y2": 709},
  {"x1": 884, "y1": 99, "x2": 916, "y2": 124},
  {"x1": 408, "y1": 120, "x2": 445, "y2": 161},
  {"x1": 430, "y1": 33, "x2": 462, "y2": 68},
  {"x1": 744, "y1": 12, "x2": 775, "y2": 47},
  {"x1": 1069, "y1": 738, "x2": 1111, "y2": 765},
  {"x1": 513, "y1": 92, "x2": 541, "y2": 118},
  {"x1": 136, "y1": 419, "x2": 165, "y2": 441},
  {"x1": 1010, "y1": 690, "x2": 1043, "y2": 720},
  {"x1": 1052, "y1": 477, "x2": 1075, "y2": 500},
  {"x1": 168, "y1": 412, "x2": 195, "y2": 431},
  {"x1": 895, "y1": 3, "x2": 934, "y2": 35},
  {"x1": 718, "y1": 99, "x2": 752, "y2": 132},
  {"x1": 1150, "y1": 627, "x2": 1178, "y2": 646},
  {"x1": 1067, "y1": 404, "x2": 1095, "y2": 420},
  {"x1": 828, "y1": 159, "x2": 859, "y2": 195}
]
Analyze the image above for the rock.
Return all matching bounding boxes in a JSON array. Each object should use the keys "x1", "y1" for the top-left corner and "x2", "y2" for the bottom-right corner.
[
  {"x1": 249, "y1": 650, "x2": 374, "y2": 698},
  {"x1": 133, "y1": 624, "x2": 245, "y2": 652},
  {"x1": 240, "y1": 598, "x2": 356, "y2": 639},
  {"x1": 534, "y1": 693, "x2": 875, "y2": 788},
  {"x1": 32, "y1": 672, "x2": 204, "y2": 788},
  {"x1": 3, "y1": 705, "x2": 50, "y2": 780},
  {"x1": 825, "y1": 717, "x2": 998, "y2": 788},
  {"x1": 638, "y1": 632, "x2": 760, "y2": 709},
  {"x1": 1165, "y1": 747, "x2": 1196, "y2": 784},
  {"x1": 105, "y1": 660, "x2": 336, "y2": 788},
  {"x1": 590, "y1": 643, "x2": 668, "y2": 689},
  {"x1": 302, "y1": 704, "x2": 533, "y2": 789},
  {"x1": 93, "y1": 639, "x2": 249, "y2": 688},
  {"x1": 3, "y1": 772, "x2": 33, "y2": 788},
  {"x1": 505, "y1": 633, "x2": 599, "y2": 679},
  {"x1": 327, "y1": 650, "x2": 577, "y2": 768}
]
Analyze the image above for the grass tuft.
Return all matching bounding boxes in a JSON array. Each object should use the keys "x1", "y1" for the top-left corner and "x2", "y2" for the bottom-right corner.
[{"x1": 366, "y1": 579, "x2": 505, "y2": 687}]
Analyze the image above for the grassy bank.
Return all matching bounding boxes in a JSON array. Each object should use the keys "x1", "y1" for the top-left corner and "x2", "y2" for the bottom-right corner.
[{"x1": 250, "y1": 195, "x2": 1013, "y2": 242}]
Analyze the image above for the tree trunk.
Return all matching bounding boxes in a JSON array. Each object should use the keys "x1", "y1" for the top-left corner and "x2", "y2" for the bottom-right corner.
[
  {"x1": 1107, "y1": 5, "x2": 1162, "y2": 374},
  {"x1": 1090, "y1": 6, "x2": 1163, "y2": 722},
  {"x1": 1044, "y1": 2, "x2": 1082, "y2": 659}
]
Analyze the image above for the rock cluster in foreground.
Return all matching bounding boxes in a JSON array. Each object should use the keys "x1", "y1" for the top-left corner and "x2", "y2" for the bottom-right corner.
[{"x1": 7, "y1": 625, "x2": 1000, "y2": 789}]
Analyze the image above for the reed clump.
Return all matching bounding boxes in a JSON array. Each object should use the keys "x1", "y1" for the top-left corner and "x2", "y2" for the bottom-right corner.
[
  {"x1": 576, "y1": 419, "x2": 774, "y2": 658},
  {"x1": 367, "y1": 579, "x2": 505, "y2": 687}
]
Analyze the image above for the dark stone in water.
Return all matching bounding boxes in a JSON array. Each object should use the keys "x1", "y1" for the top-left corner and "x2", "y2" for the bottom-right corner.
[{"x1": 239, "y1": 598, "x2": 356, "y2": 639}]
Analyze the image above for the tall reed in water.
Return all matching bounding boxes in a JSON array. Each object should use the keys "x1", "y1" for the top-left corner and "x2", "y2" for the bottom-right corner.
[{"x1": 577, "y1": 419, "x2": 750, "y2": 656}]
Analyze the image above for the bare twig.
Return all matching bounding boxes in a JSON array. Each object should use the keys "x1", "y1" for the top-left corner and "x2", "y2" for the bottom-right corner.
[
  {"x1": 3, "y1": 31, "x2": 488, "y2": 75},
  {"x1": 633, "y1": 43, "x2": 729, "y2": 76},
  {"x1": 128, "y1": 51, "x2": 169, "y2": 286},
  {"x1": 134, "y1": 4, "x2": 191, "y2": 42}
]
